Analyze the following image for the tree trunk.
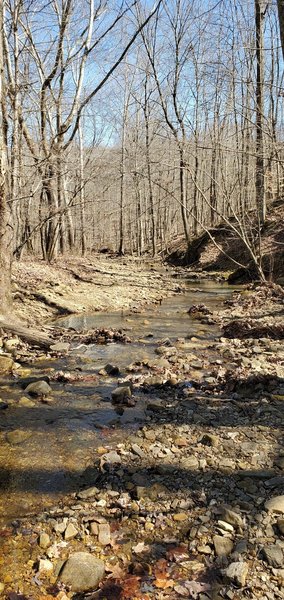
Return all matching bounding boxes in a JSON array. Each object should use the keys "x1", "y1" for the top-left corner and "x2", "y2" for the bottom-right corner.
[{"x1": 0, "y1": 1, "x2": 12, "y2": 315}]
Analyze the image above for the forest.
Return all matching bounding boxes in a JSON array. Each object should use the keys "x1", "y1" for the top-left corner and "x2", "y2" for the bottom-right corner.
[
  {"x1": 1, "y1": 2, "x2": 284, "y2": 599},
  {"x1": 1, "y1": 0, "x2": 284, "y2": 308}
]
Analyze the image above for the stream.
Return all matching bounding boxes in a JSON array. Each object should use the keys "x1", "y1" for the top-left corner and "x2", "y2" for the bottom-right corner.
[{"x1": 0, "y1": 280, "x2": 235, "y2": 526}]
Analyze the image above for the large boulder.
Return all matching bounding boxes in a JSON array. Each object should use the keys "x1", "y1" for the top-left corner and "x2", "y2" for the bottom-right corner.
[{"x1": 59, "y1": 552, "x2": 105, "y2": 592}]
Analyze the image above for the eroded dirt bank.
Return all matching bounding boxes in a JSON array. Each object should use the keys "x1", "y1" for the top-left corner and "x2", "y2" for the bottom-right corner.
[
  {"x1": 0, "y1": 258, "x2": 284, "y2": 600},
  {"x1": 12, "y1": 256, "x2": 181, "y2": 326}
]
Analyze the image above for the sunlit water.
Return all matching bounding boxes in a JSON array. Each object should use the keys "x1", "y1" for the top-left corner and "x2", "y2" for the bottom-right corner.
[{"x1": 0, "y1": 280, "x2": 236, "y2": 524}]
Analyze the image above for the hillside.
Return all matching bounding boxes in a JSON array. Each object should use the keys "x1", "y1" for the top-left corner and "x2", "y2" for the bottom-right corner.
[{"x1": 167, "y1": 199, "x2": 284, "y2": 283}]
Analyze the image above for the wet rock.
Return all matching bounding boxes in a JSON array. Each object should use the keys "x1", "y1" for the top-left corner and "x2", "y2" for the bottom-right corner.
[
  {"x1": 59, "y1": 552, "x2": 105, "y2": 592},
  {"x1": 262, "y1": 545, "x2": 283, "y2": 568},
  {"x1": 104, "y1": 364, "x2": 120, "y2": 376},
  {"x1": 223, "y1": 561, "x2": 249, "y2": 587},
  {"x1": 265, "y1": 496, "x2": 284, "y2": 514},
  {"x1": 39, "y1": 532, "x2": 51, "y2": 549},
  {"x1": 146, "y1": 401, "x2": 164, "y2": 412},
  {"x1": 18, "y1": 396, "x2": 36, "y2": 408},
  {"x1": 213, "y1": 535, "x2": 234, "y2": 557},
  {"x1": 65, "y1": 522, "x2": 79, "y2": 540},
  {"x1": 111, "y1": 386, "x2": 132, "y2": 404},
  {"x1": 25, "y1": 380, "x2": 52, "y2": 396},
  {"x1": 6, "y1": 429, "x2": 32, "y2": 445},
  {"x1": 0, "y1": 356, "x2": 14, "y2": 373},
  {"x1": 50, "y1": 342, "x2": 70, "y2": 352},
  {"x1": 98, "y1": 523, "x2": 111, "y2": 545}
]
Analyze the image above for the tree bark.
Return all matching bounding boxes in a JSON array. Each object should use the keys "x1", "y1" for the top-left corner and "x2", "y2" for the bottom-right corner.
[{"x1": 0, "y1": 1, "x2": 13, "y2": 315}]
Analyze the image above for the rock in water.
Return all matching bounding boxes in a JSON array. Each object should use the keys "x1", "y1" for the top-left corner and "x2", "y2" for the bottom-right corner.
[
  {"x1": 25, "y1": 380, "x2": 51, "y2": 396},
  {"x1": 6, "y1": 430, "x2": 32, "y2": 445},
  {"x1": 111, "y1": 386, "x2": 132, "y2": 404},
  {"x1": 59, "y1": 552, "x2": 105, "y2": 592}
]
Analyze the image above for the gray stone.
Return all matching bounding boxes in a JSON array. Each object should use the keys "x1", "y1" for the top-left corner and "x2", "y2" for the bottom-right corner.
[
  {"x1": 59, "y1": 552, "x2": 105, "y2": 592},
  {"x1": 223, "y1": 561, "x2": 249, "y2": 587},
  {"x1": 262, "y1": 545, "x2": 283, "y2": 568},
  {"x1": 78, "y1": 486, "x2": 99, "y2": 499},
  {"x1": 131, "y1": 444, "x2": 145, "y2": 458},
  {"x1": 111, "y1": 386, "x2": 131, "y2": 404},
  {"x1": 213, "y1": 535, "x2": 234, "y2": 557},
  {"x1": 50, "y1": 342, "x2": 70, "y2": 352},
  {"x1": 102, "y1": 451, "x2": 121, "y2": 465},
  {"x1": 25, "y1": 380, "x2": 51, "y2": 396},
  {"x1": 221, "y1": 507, "x2": 244, "y2": 529},
  {"x1": 180, "y1": 456, "x2": 199, "y2": 469},
  {"x1": 265, "y1": 496, "x2": 284, "y2": 514},
  {"x1": 98, "y1": 523, "x2": 111, "y2": 545},
  {"x1": 65, "y1": 523, "x2": 79, "y2": 540},
  {"x1": 6, "y1": 429, "x2": 32, "y2": 445}
]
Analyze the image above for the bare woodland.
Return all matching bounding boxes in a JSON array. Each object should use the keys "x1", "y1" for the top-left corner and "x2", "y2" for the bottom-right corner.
[{"x1": 1, "y1": 0, "x2": 284, "y2": 312}]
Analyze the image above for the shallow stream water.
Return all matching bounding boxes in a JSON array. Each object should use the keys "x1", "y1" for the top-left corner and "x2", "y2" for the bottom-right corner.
[{"x1": 0, "y1": 280, "x2": 236, "y2": 525}]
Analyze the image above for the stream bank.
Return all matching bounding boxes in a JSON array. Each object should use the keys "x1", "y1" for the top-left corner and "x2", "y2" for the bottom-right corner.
[{"x1": 0, "y1": 258, "x2": 284, "y2": 600}]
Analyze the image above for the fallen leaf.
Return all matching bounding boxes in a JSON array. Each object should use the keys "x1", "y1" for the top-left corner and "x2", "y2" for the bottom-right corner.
[
  {"x1": 154, "y1": 578, "x2": 175, "y2": 589},
  {"x1": 132, "y1": 542, "x2": 149, "y2": 554}
]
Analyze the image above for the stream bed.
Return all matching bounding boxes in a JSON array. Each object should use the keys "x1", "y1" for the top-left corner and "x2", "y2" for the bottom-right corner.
[{"x1": 0, "y1": 280, "x2": 235, "y2": 526}]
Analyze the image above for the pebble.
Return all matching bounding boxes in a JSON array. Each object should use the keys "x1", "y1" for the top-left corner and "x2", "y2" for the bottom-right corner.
[
  {"x1": 65, "y1": 522, "x2": 79, "y2": 540},
  {"x1": 213, "y1": 535, "x2": 234, "y2": 557},
  {"x1": 98, "y1": 523, "x2": 111, "y2": 545},
  {"x1": 39, "y1": 532, "x2": 51, "y2": 549},
  {"x1": 38, "y1": 558, "x2": 53, "y2": 573}
]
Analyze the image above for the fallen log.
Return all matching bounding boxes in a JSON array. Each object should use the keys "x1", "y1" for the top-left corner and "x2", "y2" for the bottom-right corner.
[{"x1": 0, "y1": 318, "x2": 53, "y2": 349}]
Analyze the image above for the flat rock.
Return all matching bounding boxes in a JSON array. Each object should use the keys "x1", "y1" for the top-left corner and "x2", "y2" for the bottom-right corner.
[
  {"x1": 59, "y1": 552, "x2": 105, "y2": 592},
  {"x1": 265, "y1": 496, "x2": 284, "y2": 514},
  {"x1": 262, "y1": 545, "x2": 283, "y2": 568},
  {"x1": 221, "y1": 507, "x2": 244, "y2": 529},
  {"x1": 65, "y1": 522, "x2": 79, "y2": 540},
  {"x1": 213, "y1": 535, "x2": 234, "y2": 557},
  {"x1": 50, "y1": 342, "x2": 70, "y2": 352},
  {"x1": 18, "y1": 396, "x2": 36, "y2": 408},
  {"x1": 25, "y1": 380, "x2": 52, "y2": 396},
  {"x1": 98, "y1": 523, "x2": 111, "y2": 545},
  {"x1": 78, "y1": 486, "x2": 99, "y2": 499}
]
